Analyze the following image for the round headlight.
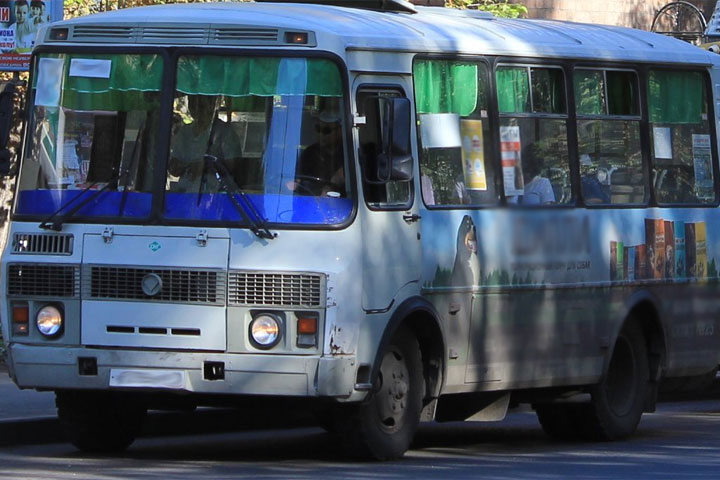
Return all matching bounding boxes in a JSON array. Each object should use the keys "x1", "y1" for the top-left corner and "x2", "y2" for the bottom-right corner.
[
  {"x1": 36, "y1": 305, "x2": 63, "y2": 337},
  {"x1": 250, "y1": 314, "x2": 281, "y2": 349}
]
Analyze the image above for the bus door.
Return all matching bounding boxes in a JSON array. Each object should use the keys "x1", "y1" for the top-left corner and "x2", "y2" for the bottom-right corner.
[{"x1": 355, "y1": 81, "x2": 421, "y2": 311}]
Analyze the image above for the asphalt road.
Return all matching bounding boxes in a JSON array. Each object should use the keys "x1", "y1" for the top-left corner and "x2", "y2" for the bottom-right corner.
[{"x1": 1, "y1": 398, "x2": 719, "y2": 480}]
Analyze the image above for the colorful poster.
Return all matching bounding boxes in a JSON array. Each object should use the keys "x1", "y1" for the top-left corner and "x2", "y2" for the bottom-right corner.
[
  {"x1": 500, "y1": 125, "x2": 523, "y2": 197},
  {"x1": 460, "y1": 119, "x2": 487, "y2": 191},
  {"x1": 0, "y1": 0, "x2": 63, "y2": 71}
]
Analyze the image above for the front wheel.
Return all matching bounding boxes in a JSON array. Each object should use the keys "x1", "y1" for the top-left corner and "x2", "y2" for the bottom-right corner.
[
  {"x1": 334, "y1": 327, "x2": 424, "y2": 460},
  {"x1": 56, "y1": 390, "x2": 147, "y2": 453}
]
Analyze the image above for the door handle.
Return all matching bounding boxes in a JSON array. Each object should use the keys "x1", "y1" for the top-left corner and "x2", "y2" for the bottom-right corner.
[{"x1": 403, "y1": 214, "x2": 421, "y2": 224}]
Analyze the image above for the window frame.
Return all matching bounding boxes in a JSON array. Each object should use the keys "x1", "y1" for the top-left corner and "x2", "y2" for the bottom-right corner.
[{"x1": 496, "y1": 61, "x2": 573, "y2": 207}]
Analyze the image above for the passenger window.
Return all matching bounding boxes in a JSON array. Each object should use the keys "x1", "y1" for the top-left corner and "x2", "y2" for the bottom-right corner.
[
  {"x1": 497, "y1": 65, "x2": 571, "y2": 205},
  {"x1": 648, "y1": 70, "x2": 715, "y2": 205},
  {"x1": 574, "y1": 69, "x2": 644, "y2": 205},
  {"x1": 413, "y1": 59, "x2": 498, "y2": 207}
]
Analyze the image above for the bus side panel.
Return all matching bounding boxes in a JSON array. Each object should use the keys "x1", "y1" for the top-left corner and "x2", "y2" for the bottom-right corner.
[{"x1": 421, "y1": 207, "x2": 720, "y2": 394}]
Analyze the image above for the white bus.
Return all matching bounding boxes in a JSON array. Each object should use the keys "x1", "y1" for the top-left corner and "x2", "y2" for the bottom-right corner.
[{"x1": 2, "y1": 0, "x2": 720, "y2": 460}]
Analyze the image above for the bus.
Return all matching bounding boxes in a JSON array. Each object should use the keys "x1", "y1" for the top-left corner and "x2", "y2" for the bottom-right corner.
[{"x1": 2, "y1": 0, "x2": 720, "y2": 460}]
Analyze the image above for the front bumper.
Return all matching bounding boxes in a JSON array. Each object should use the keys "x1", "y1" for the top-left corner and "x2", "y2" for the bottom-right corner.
[{"x1": 8, "y1": 344, "x2": 358, "y2": 398}]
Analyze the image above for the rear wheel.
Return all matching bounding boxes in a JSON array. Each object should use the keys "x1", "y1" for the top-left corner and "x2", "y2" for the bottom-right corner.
[
  {"x1": 536, "y1": 322, "x2": 649, "y2": 441},
  {"x1": 56, "y1": 390, "x2": 147, "y2": 453},
  {"x1": 334, "y1": 327, "x2": 424, "y2": 460}
]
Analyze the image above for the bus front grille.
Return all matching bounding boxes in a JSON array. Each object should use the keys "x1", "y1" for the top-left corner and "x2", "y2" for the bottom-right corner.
[
  {"x1": 228, "y1": 271, "x2": 324, "y2": 308},
  {"x1": 7, "y1": 264, "x2": 80, "y2": 297},
  {"x1": 85, "y1": 266, "x2": 226, "y2": 306}
]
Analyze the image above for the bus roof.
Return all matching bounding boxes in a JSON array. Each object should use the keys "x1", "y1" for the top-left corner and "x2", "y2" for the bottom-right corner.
[{"x1": 43, "y1": 2, "x2": 717, "y2": 66}]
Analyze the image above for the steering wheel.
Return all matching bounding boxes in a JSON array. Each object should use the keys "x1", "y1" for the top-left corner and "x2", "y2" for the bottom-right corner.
[{"x1": 293, "y1": 174, "x2": 326, "y2": 196}]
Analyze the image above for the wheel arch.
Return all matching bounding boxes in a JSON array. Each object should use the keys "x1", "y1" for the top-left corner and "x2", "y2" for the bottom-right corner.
[
  {"x1": 372, "y1": 296, "x2": 446, "y2": 405},
  {"x1": 622, "y1": 292, "x2": 667, "y2": 383}
]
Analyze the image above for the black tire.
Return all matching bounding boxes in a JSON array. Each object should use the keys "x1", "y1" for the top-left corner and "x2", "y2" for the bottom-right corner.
[
  {"x1": 575, "y1": 322, "x2": 650, "y2": 441},
  {"x1": 56, "y1": 390, "x2": 147, "y2": 453},
  {"x1": 334, "y1": 327, "x2": 424, "y2": 461}
]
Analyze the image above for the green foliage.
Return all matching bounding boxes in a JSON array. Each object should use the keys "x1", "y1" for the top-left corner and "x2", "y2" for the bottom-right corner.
[{"x1": 445, "y1": 0, "x2": 527, "y2": 18}]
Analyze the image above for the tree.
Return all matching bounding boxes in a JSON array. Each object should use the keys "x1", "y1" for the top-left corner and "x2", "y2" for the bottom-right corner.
[{"x1": 445, "y1": 0, "x2": 527, "y2": 18}]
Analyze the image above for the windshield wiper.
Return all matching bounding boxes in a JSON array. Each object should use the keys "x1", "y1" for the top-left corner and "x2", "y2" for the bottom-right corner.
[
  {"x1": 38, "y1": 173, "x2": 119, "y2": 232},
  {"x1": 204, "y1": 154, "x2": 276, "y2": 240},
  {"x1": 39, "y1": 119, "x2": 146, "y2": 232}
]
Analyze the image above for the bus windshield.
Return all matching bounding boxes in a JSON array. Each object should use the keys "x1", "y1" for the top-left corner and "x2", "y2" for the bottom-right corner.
[{"x1": 15, "y1": 53, "x2": 353, "y2": 227}]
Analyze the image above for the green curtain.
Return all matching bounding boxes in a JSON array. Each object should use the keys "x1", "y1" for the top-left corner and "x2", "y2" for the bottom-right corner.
[
  {"x1": 607, "y1": 71, "x2": 638, "y2": 116},
  {"x1": 44, "y1": 54, "x2": 163, "y2": 111},
  {"x1": 649, "y1": 70, "x2": 705, "y2": 124},
  {"x1": 574, "y1": 70, "x2": 604, "y2": 115},
  {"x1": 175, "y1": 56, "x2": 342, "y2": 97},
  {"x1": 496, "y1": 67, "x2": 530, "y2": 113},
  {"x1": 414, "y1": 60, "x2": 478, "y2": 116}
]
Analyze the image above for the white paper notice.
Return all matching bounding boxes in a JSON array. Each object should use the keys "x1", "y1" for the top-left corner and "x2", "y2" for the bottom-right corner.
[
  {"x1": 653, "y1": 127, "x2": 673, "y2": 159},
  {"x1": 69, "y1": 58, "x2": 112, "y2": 79},
  {"x1": 35, "y1": 58, "x2": 65, "y2": 107}
]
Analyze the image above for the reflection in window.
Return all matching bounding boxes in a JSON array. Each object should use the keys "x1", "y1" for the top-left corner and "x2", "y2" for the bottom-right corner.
[
  {"x1": 414, "y1": 59, "x2": 497, "y2": 207},
  {"x1": 648, "y1": 70, "x2": 715, "y2": 204},
  {"x1": 497, "y1": 65, "x2": 570, "y2": 205},
  {"x1": 17, "y1": 53, "x2": 162, "y2": 219},
  {"x1": 165, "y1": 55, "x2": 352, "y2": 225},
  {"x1": 574, "y1": 69, "x2": 644, "y2": 205}
]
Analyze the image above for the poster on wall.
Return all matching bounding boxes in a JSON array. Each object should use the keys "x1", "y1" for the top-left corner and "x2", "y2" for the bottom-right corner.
[{"x1": 0, "y1": 0, "x2": 63, "y2": 71}]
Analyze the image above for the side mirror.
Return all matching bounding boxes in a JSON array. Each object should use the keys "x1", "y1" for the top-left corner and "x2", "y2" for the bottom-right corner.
[{"x1": 364, "y1": 96, "x2": 413, "y2": 183}]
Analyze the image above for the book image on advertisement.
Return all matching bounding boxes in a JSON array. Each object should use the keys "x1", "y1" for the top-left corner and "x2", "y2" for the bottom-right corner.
[
  {"x1": 627, "y1": 246, "x2": 636, "y2": 281},
  {"x1": 695, "y1": 222, "x2": 707, "y2": 279},
  {"x1": 664, "y1": 221, "x2": 674, "y2": 279},
  {"x1": 685, "y1": 223, "x2": 697, "y2": 278},
  {"x1": 610, "y1": 241, "x2": 617, "y2": 281},
  {"x1": 616, "y1": 241, "x2": 624, "y2": 281},
  {"x1": 674, "y1": 220, "x2": 685, "y2": 278},
  {"x1": 645, "y1": 218, "x2": 665, "y2": 279},
  {"x1": 635, "y1": 244, "x2": 646, "y2": 280}
]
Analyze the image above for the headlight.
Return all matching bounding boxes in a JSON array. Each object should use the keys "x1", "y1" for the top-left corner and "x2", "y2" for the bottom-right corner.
[
  {"x1": 36, "y1": 305, "x2": 63, "y2": 337},
  {"x1": 249, "y1": 314, "x2": 282, "y2": 349}
]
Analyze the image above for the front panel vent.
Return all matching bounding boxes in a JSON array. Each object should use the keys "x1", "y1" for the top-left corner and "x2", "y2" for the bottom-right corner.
[
  {"x1": 140, "y1": 26, "x2": 209, "y2": 44},
  {"x1": 13, "y1": 233, "x2": 74, "y2": 255},
  {"x1": 71, "y1": 25, "x2": 134, "y2": 42},
  {"x1": 85, "y1": 266, "x2": 226, "y2": 305},
  {"x1": 7, "y1": 264, "x2": 80, "y2": 297},
  {"x1": 211, "y1": 27, "x2": 279, "y2": 45},
  {"x1": 229, "y1": 271, "x2": 324, "y2": 307}
]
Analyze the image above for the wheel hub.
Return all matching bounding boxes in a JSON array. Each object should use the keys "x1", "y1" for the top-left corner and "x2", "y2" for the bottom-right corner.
[{"x1": 375, "y1": 349, "x2": 410, "y2": 430}]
